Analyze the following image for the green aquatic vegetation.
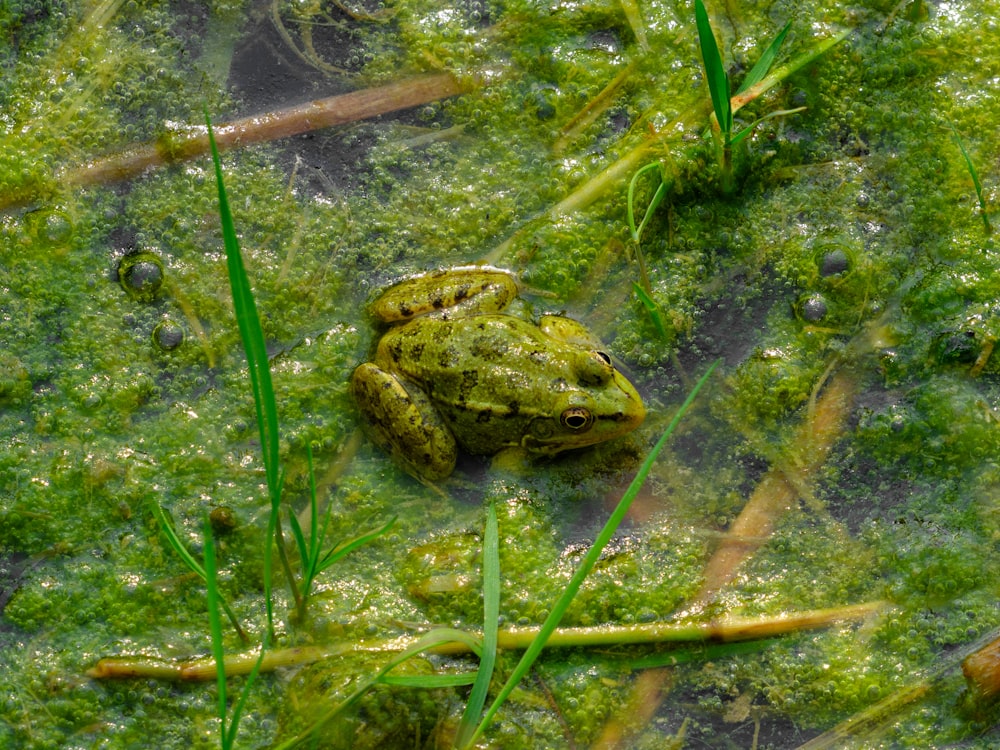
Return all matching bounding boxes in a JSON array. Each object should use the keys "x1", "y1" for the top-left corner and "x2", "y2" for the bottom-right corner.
[
  {"x1": 287, "y1": 447, "x2": 397, "y2": 624},
  {"x1": 694, "y1": 0, "x2": 795, "y2": 192},
  {"x1": 5, "y1": 1, "x2": 1000, "y2": 748},
  {"x1": 207, "y1": 111, "x2": 286, "y2": 646},
  {"x1": 206, "y1": 112, "x2": 396, "y2": 621},
  {"x1": 948, "y1": 123, "x2": 992, "y2": 235},
  {"x1": 625, "y1": 162, "x2": 670, "y2": 337},
  {"x1": 203, "y1": 115, "x2": 403, "y2": 747}
]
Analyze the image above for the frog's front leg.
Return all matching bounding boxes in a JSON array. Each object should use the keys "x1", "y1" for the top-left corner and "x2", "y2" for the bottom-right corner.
[{"x1": 349, "y1": 363, "x2": 458, "y2": 481}]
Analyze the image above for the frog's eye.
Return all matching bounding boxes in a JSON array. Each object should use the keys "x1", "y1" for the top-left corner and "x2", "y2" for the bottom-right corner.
[
  {"x1": 595, "y1": 351, "x2": 613, "y2": 366},
  {"x1": 560, "y1": 406, "x2": 594, "y2": 432}
]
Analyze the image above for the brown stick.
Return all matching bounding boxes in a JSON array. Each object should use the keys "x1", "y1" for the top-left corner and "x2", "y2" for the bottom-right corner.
[
  {"x1": 962, "y1": 634, "x2": 1000, "y2": 704},
  {"x1": 67, "y1": 73, "x2": 467, "y2": 188},
  {"x1": 87, "y1": 602, "x2": 885, "y2": 681},
  {"x1": 0, "y1": 73, "x2": 468, "y2": 212},
  {"x1": 695, "y1": 369, "x2": 858, "y2": 605}
]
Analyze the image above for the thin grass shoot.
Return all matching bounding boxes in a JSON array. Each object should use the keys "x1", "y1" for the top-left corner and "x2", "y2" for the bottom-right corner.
[
  {"x1": 948, "y1": 123, "x2": 992, "y2": 235},
  {"x1": 203, "y1": 515, "x2": 267, "y2": 750},
  {"x1": 454, "y1": 500, "x2": 500, "y2": 749},
  {"x1": 206, "y1": 110, "x2": 291, "y2": 642},
  {"x1": 150, "y1": 502, "x2": 247, "y2": 642},
  {"x1": 625, "y1": 162, "x2": 671, "y2": 336}
]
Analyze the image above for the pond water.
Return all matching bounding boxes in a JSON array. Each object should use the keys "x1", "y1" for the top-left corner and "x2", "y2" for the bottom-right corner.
[{"x1": 1, "y1": 1, "x2": 999, "y2": 748}]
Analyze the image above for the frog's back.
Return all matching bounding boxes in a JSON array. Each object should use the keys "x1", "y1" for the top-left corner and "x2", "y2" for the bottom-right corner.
[{"x1": 375, "y1": 314, "x2": 555, "y2": 420}]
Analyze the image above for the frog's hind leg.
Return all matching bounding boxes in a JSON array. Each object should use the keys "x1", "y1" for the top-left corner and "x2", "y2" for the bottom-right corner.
[{"x1": 349, "y1": 363, "x2": 457, "y2": 481}]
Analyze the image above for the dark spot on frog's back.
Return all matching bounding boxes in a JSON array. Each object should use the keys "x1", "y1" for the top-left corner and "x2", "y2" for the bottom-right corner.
[
  {"x1": 476, "y1": 408, "x2": 492, "y2": 423},
  {"x1": 472, "y1": 334, "x2": 508, "y2": 360},
  {"x1": 461, "y1": 369, "x2": 479, "y2": 389},
  {"x1": 454, "y1": 284, "x2": 470, "y2": 301},
  {"x1": 429, "y1": 323, "x2": 452, "y2": 344},
  {"x1": 438, "y1": 346, "x2": 459, "y2": 368}
]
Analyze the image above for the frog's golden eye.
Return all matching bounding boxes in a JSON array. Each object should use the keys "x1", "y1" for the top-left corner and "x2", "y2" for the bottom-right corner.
[
  {"x1": 595, "y1": 351, "x2": 613, "y2": 366},
  {"x1": 560, "y1": 406, "x2": 594, "y2": 432}
]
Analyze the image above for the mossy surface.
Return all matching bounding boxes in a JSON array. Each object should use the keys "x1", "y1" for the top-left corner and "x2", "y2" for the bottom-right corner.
[{"x1": 2, "y1": 0, "x2": 1000, "y2": 748}]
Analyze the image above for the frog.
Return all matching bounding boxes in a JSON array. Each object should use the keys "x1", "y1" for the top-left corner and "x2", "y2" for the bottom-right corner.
[{"x1": 349, "y1": 266, "x2": 646, "y2": 481}]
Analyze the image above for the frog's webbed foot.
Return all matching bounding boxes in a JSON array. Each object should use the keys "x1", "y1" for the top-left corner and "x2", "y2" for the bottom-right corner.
[{"x1": 349, "y1": 363, "x2": 457, "y2": 481}]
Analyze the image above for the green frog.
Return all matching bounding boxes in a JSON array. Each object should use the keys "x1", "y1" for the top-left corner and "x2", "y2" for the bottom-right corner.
[{"x1": 349, "y1": 266, "x2": 646, "y2": 480}]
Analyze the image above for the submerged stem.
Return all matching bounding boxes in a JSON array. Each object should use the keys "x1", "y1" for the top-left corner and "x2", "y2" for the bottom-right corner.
[
  {"x1": 1, "y1": 74, "x2": 469, "y2": 212},
  {"x1": 87, "y1": 601, "x2": 886, "y2": 682},
  {"x1": 695, "y1": 368, "x2": 858, "y2": 605}
]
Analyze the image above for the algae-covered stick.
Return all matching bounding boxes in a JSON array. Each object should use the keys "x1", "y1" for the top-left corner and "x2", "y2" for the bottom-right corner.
[{"x1": 0, "y1": 73, "x2": 468, "y2": 212}]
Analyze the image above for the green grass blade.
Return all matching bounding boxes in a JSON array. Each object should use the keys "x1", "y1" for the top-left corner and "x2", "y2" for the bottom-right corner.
[
  {"x1": 204, "y1": 514, "x2": 268, "y2": 750},
  {"x1": 468, "y1": 360, "x2": 720, "y2": 745},
  {"x1": 636, "y1": 178, "x2": 669, "y2": 243},
  {"x1": 223, "y1": 646, "x2": 268, "y2": 748},
  {"x1": 204, "y1": 112, "x2": 281, "y2": 497},
  {"x1": 627, "y1": 162, "x2": 672, "y2": 248},
  {"x1": 152, "y1": 502, "x2": 248, "y2": 642},
  {"x1": 735, "y1": 21, "x2": 791, "y2": 95},
  {"x1": 306, "y1": 443, "x2": 320, "y2": 571},
  {"x1": 633, "y1": 283, "x2": 668, "y2": 339},
  {"x1": 625, "y1": 163, "x2": 663, "y2": 295},
  {"x1": 202, "y1": 515, "x2": 230, "y2": 750},
  {"x1": 287, "y1": 507, "x2": 311, "y2": 579},
  {"x1": 626, "y1": 161, "x2": 662, "y2": 241},
  {"x1": 949, "y1": 123, "x2": 992, "y2": 235},
  {"x1": 382, "y1": 673, "x2": 478, "y2": 688},
  {"x1": 315, "y1": 516, "x2": 397, "y2": 574},
  {"x1": 151, "y1": 503, "x2": 207, "y2": 581},
  {"x1": 729, "y1": 106, "x2": 807, "y2": 147},
  {"x1": 289, "y1": 448, "x2": 328, "y2": 618},
  {"x1": 455, "y1": 501, "x2": 500, "y2": 749},
  {"x1": 695, "y1": 0, "x2": 732, "y2": 134},
  {"x1": 206, "y1": 110, "x2": 284, "y2": 637}
]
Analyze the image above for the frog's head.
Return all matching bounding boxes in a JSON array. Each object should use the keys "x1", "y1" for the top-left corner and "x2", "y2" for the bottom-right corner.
[{"x1": 521, "y1": 362, "x2": 646, "y2": 454}]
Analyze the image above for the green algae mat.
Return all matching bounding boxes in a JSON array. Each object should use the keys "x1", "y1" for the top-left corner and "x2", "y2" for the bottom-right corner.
[{"x1": 2, "y1": 1, "x2": 1000, "y2": 748}]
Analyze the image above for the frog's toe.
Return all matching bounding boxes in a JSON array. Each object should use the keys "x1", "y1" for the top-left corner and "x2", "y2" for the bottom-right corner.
[{"x1": 350, "y1": 363, "x2": 457, "y2": 481}]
